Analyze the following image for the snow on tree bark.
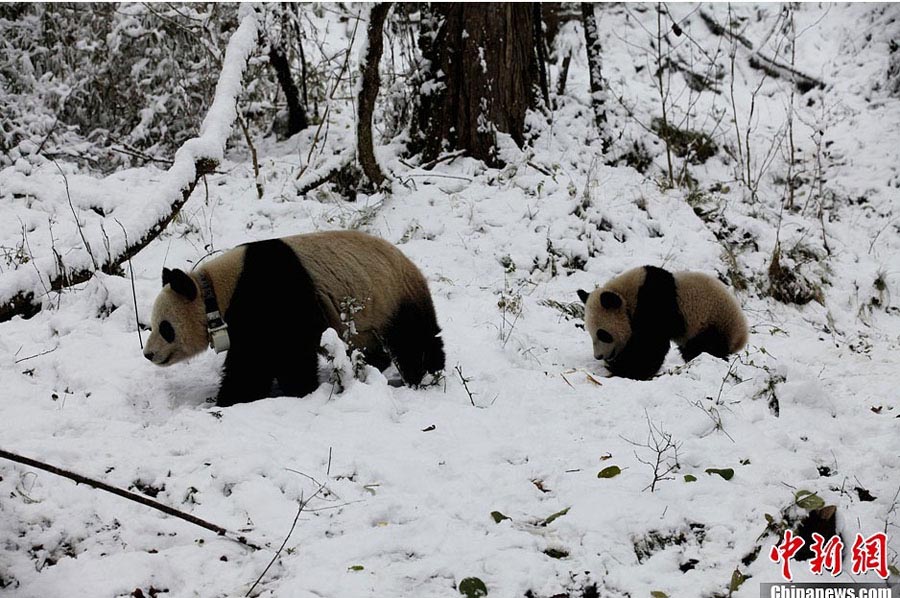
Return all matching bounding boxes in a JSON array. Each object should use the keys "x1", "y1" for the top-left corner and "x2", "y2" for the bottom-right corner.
[
  {"x1": 581, "y1": 3, "x2": 612, "y2": 154},
  {"x1": 410, "y1": 4, "x2": 545, "y2": 167}
]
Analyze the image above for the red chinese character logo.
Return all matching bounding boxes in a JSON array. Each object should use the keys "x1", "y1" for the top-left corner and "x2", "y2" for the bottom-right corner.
[
  {"x1": 809, "y1": 533, "x2": 843, "y2": 576},
  {"x1": 770, "y1": 530, "x2": 805, "y2": 581},
  {"x1": 850, "y1": 532, "x2": 888, "y2": 579}
]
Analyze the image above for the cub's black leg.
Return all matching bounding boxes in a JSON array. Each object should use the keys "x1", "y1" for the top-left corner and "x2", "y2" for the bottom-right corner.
[
  {"x1": 606, "y1": 333, "x2": 670, "y2": 380},
  {"x1": 678, "y1": 327, "x2": 730, "y2": 362},
  {"x1": 604, "y1": 265, "x2": 684, "y2": 380},
  {"x1": 384, "y1": 300, "x2": 445, "y2": 386},
  {"x1": 217, "y1": 348, "x2": 274, "y2": 406}
]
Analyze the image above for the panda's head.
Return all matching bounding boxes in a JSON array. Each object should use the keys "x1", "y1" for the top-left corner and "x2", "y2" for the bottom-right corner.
[
  {"x1": 577, "y1": 288, "x2": 631, "y2": 362},
  {"x1": 143, "y1": 268, "x2": 208, "y2": 366}
]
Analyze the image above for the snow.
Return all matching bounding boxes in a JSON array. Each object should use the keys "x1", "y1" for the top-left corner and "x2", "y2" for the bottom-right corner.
[{"x1": 1, "y1": 4, "x2": 899, "y2": 598}]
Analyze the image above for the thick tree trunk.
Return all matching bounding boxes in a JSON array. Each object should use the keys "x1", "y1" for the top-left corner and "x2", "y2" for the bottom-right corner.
[
  {"x1": 269, "y1": 44, "x2": 308, "y2": 137},
  {"x1": 581, "y1": 3, "x2": 612, "y2": 153},
  {"x1": 357, "y1": 3, "x2": 390, "y2": 189},
  {"x1": 411, "y1": 3, "x2": 544, "y2": 166}
]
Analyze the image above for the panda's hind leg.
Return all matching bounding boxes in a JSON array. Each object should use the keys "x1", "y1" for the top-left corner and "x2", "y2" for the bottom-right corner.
[
  {"x1": 678, "y1": 326, "x2": 731, "y2": 362},
  {"x1": 360, "y1": 343, "x2": 392, "y2": 372},
  {"x1": 383, "y1": 299, "x2": 445, "y2": 386}
]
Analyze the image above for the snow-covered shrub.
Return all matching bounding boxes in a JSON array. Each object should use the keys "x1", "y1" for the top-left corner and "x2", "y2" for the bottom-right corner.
[
  {"x1": 0, "y1": 3, "x2": 279, "y2": 168},
  {"x1": 318, "y1": 328, "x2": 368, "y2": 395}
]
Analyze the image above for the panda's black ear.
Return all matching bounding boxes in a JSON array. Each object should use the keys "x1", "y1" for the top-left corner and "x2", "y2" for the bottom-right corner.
[
  {"x1": 600, "y1": 291, "x2": 622, "y2": 309},
  {"x1": 162, "y1": 268, "x2": 197, "y2": 300},
  {"x1": 577, "y1": 289, "x2": 590, "y2": 304}
]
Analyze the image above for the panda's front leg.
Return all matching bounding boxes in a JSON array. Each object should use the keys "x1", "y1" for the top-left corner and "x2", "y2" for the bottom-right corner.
[
  {"x1": 273, "y1": 341, "x2": 321, "y2": 398},
  {"x1": 217, "y1": 346, "x2": 274, "y2": 407}
]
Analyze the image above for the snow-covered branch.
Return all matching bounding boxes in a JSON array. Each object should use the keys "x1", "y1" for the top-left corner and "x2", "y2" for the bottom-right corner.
[{"x1": 0, "y1": 12, "x2": 259, "y2": 324}]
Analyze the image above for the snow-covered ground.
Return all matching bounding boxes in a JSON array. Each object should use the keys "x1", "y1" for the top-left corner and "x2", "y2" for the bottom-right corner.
[{"x1": 1, "y1": 4, "x2": 898, "y2": 597}]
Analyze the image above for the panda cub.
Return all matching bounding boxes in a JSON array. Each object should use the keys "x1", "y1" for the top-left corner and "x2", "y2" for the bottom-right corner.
[
  {"x1": 577, "y1": 266, "x2": 747, "y2": 380},
  {"x1": 144, "y1": 230, "x2": 445, "y2": 406}
]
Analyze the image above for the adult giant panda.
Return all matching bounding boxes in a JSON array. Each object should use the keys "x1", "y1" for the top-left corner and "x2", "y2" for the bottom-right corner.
[
  {"x1": 577, "y1": 266, "x2": 747, "y2": 380},
  {"x1": 144, "y1": 230, "x2": 445, "y2": 406}
]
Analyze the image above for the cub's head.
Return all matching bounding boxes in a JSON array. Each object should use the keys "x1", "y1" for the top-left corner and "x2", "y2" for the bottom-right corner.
[
  {"x1": 143, "y1": 268, "x2": 207, "y2": 366},
  {"x1": 577, "y1": 288, "x2": 631, "y2": 362}
]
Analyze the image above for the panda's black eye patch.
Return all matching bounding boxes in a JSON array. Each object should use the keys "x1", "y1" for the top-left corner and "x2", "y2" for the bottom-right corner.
[
  {"x1": 159, "y1": 320, "x2": 175, "y2": 343},
  {"x1": 597, "y1": 329, "x2": 613, "y2": 343}
]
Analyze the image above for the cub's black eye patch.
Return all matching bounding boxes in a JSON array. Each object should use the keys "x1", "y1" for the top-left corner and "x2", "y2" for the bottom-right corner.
[
  {"x1": 597, "y1": 329, "x2": 613, "y2": 343},
  {"x1": 600, "y1": 291, "x2": 622, "y2": 310},
  {"x1": 159, "y1": 320, "x2": 175, "y2": 343}
]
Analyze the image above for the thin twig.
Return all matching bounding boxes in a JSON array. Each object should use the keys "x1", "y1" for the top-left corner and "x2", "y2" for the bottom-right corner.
[
  {"x1": 35, "y1": 118, "x2": 60, "y2": 155},
  {"x1": 14, "y1": 347, "x2": 57, "y2": 364},
  {"x1": 244, "y1": 484, "x2": 326, "y2": 596},
  {"x1": 454, "y1": 365, "x2": 476, "y2": 406},
  {"x1": 236, "y1": 112, "x2": 263, "y2": 199},
  {"x1": 110, "y1": 145, "x2": 175, "y2": 166},
  {"x1": 527, "y1": 161, "x2": 552, "y2": 176},
  {"x1": 403, "y1": 172, "x2": 473, "y2": 182},
  {"x1": 116, "y1": 219, "x2": 143, "y2": 350},
  {"x1": 53, "y1": 160, "x2": 99, "y2": 271}
]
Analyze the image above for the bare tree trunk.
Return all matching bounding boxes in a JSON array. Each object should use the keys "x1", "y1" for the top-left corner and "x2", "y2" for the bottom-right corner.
[
  {"x1": 357, "y1": 3, "x2": 390, "y2": 189},
  {"x1": 411, "y1": 3, "x2": 544, "y2": 166},
  {"x1": 581, "y1": 3, "x2": 612, "y2": 153},
  {"x1": 269, "y1": 44, "x2": 308, "y2": 136},
  {"x1": 533, "y1": 4, "x2": 551, "y2": 109},
  {"x1": 557, "y1": 51, "x2": 572, "y2": 97}
]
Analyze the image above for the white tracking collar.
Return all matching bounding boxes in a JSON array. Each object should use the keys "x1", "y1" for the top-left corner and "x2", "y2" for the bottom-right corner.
[{"x1": 197, "y1": 271, "x2": 230, "y2": 353}]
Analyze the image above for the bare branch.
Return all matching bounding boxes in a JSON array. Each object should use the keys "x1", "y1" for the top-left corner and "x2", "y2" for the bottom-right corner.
[{"x1": 0, "y1": 448, "x2": 259, "y2": 550}]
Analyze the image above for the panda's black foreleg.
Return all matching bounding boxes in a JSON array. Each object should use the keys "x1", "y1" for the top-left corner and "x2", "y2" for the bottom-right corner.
[
  {"x1": 217, "y1": 347, "x2": 275, "y2": 407},
  {"x1": 678, "y1": 327, "x2": 730, "y2": 362},
  {"x1": 274, "y1": 343, "x2": 321, "y2": 398},
  {"x1": 606, "y1": 332, "x2": 670, "y2": 380},
  {"x1": 384, "y1": 300, "x2": 446, "y2": 386}
]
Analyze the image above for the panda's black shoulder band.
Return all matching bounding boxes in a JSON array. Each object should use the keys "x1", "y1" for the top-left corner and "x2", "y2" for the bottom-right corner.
[{"x1": 198, "y1": 271, "x2": 230, "y2": 353}]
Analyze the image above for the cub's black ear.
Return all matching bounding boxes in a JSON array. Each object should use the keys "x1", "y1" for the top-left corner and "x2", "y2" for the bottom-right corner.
[
  {"x1": 577, "y1": 289, "x2": 590, "y2": 304},
  {"x1": 162, "y1": 268, "x2": 197, "y2": 300},
  {"x1": 600, "y1": 291, "x2": 622, "y2": 309}
]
